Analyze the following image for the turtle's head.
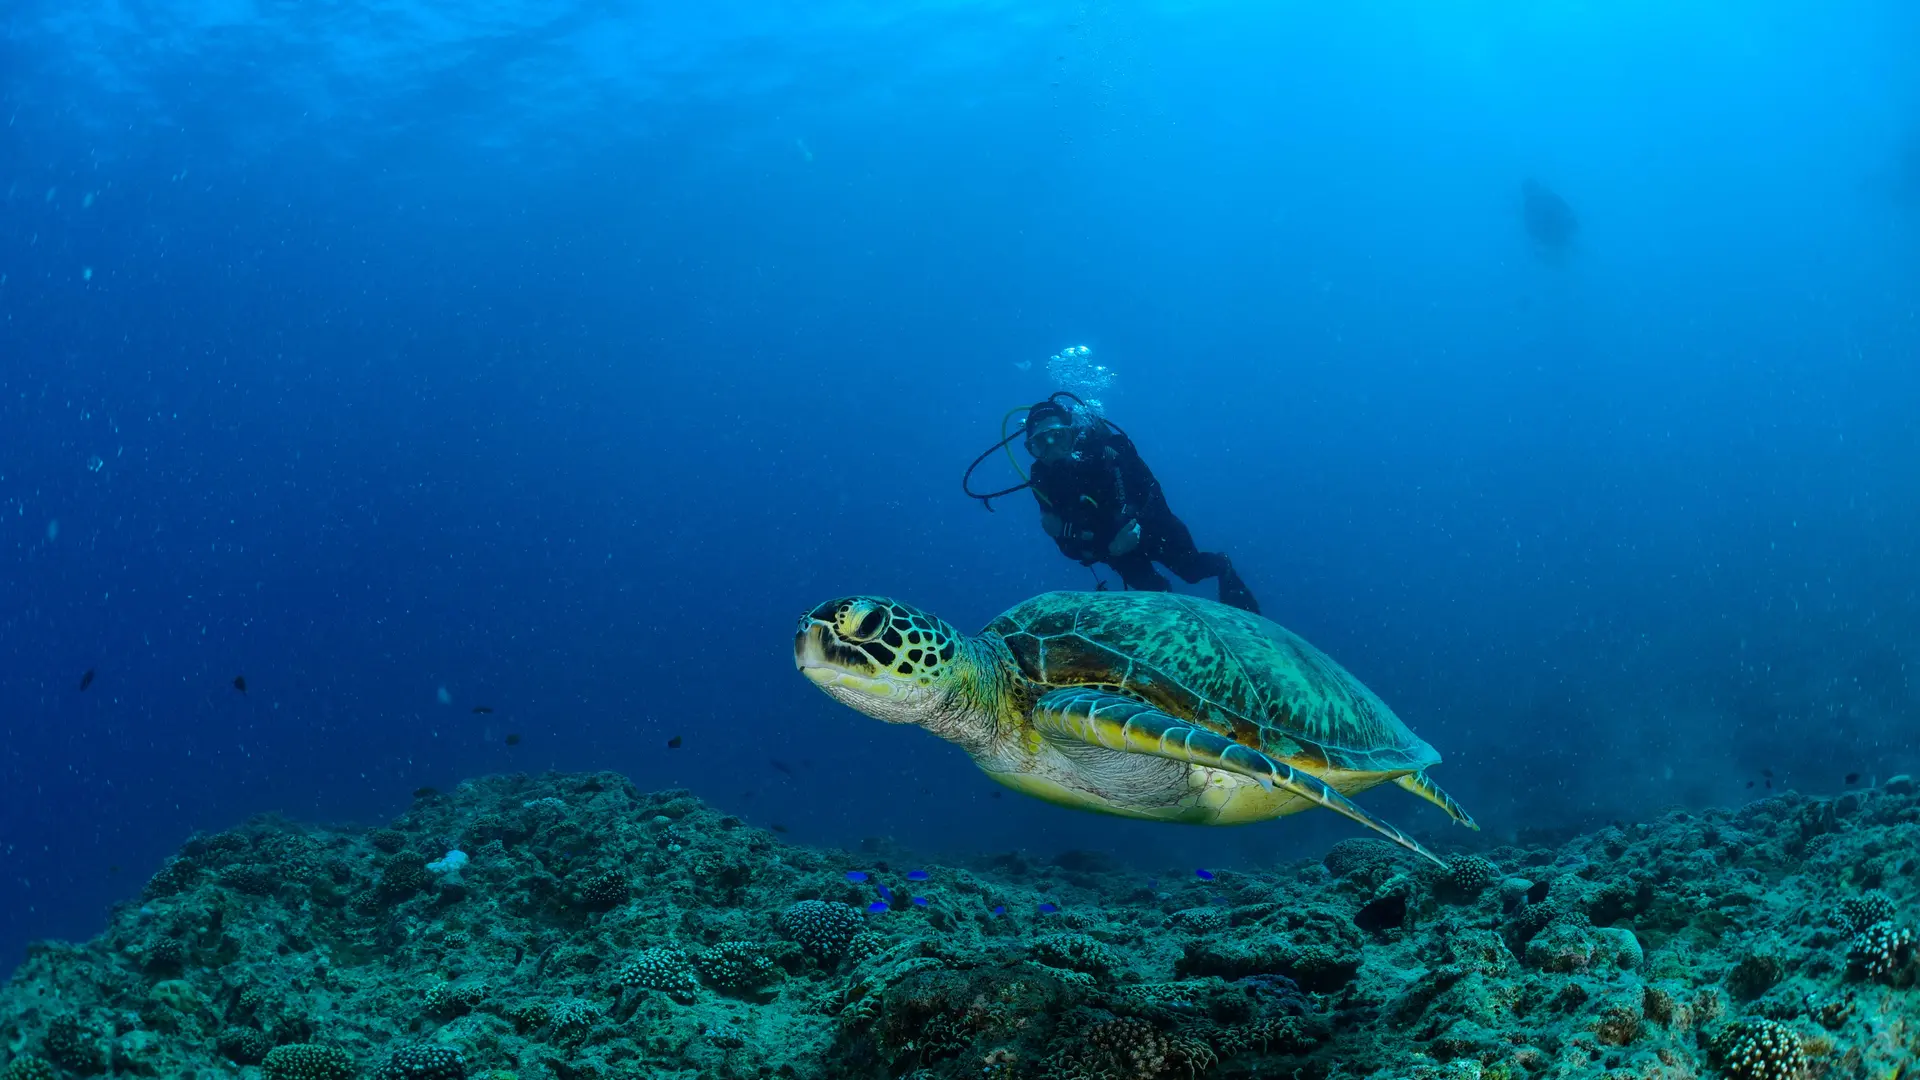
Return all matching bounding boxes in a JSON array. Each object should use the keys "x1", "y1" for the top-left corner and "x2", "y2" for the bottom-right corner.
[{"x1": 795, "y1": 596, "x2": 969, "y2": 727}]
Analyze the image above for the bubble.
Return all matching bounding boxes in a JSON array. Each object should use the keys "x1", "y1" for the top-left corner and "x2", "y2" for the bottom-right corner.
[{"x1": 1045, "y1": 344, "x2": 1116, "y2": 413}]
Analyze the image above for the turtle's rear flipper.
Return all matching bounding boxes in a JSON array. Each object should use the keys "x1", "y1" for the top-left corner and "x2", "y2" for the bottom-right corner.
[
  {"x1": 1032, "y1": 688, "x2": 1444, "y2": 866},
  {"x1": 1395, "y1": 770, "x2": 1479, "y2": 830}
]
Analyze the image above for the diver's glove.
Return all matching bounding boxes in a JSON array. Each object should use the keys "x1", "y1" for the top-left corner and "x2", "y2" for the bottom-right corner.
[
  {"x1": 1040, "y1": 511, "x2": 1066, "y2": 539},
  {"x1": 1107, "y1": 519, "x2": 1142, "y2": 557}
]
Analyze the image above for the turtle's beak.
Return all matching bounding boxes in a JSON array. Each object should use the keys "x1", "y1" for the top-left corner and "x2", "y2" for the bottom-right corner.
[
  {"x1": 794, "y1": 621, "x2": 881, "y2": 688},
  {"x1": 795, "y1": 618, "x2": 926, "y2": 721}
]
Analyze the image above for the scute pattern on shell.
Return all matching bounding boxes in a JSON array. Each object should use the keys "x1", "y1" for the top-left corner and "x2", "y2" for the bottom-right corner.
[{"x1": 987, "y1": 591, "x2": 1437, "y2": 774}]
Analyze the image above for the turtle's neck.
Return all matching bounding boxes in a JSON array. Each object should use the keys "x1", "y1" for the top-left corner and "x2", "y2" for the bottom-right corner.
[{"x1": 926, "y1": 633, "x2": 1024, "y2": 757}]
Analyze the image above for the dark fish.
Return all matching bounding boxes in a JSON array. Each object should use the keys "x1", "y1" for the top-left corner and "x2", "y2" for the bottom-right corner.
[
  {"x1": 1762, "y1": 769, "x2": 1775, "y2": 779},
  {"x1": 472, "y1": 706, "x2": 493, "y2": 715},
  {"x1": 1521, "y1": 178, "x2": 1578, "y2": 251},
  {"x1": 866, "y1": 901, "x2": 887, "y2": 913},
  {"x1": 1147, "y1": 878, "x2": 1159, "y2": 890},
  {"x1": 1746, "y1": 780, "x2": 1755, "y2": 788},
  {"x1": 78, "y1": 669, "x2": 95, "y2": 691},
  {"x1": 1845, "y1": 773, "x2": 1860, "y2": 785},
  {"x1": 770, "y1": 759, "x2": 795, "y2": 776},
  {"x1": 232, "y1": 675, "x2": 247, "y2": 693},
  {"x1": 1766, "y1": 779, "x2": 1773, "y2": 789},
  {"x1": 108, "y1": 865, "x2": 120, "y2": 874},
  {"x1": 666, "y1": 735, "x2": 682, "y2": 749},
  {"x1": 845, "y1": 871, "x2": 869, "y2": 883},
  {"x1": 989, "y1": 790, "x2": 1003, "y2": 799},
  {"x1": 504, "y1": 733, "x2": 521, "y2": 746},
  {"x1": 769, "y1": 823, "x2": 790, "y2": 834},
  {"x1": 906, "y1": 869, "x2": 930, "y2": 881},
  {"x1": 413, "y1": 786, "x2": 438, "y2": 799},
  {"x1": 1195, "y1": 869, "x2": 1215, "y2": 881}
]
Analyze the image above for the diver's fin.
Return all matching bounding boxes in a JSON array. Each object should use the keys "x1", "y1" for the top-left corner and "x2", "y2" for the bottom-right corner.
[
  {"x1": 1394, "y1": 770, "x2": 1478, "y2": 830},
  {"x1": 1031, "y1": 688, "x2": 1444, "y2": 866},
  {"x1": 1217, "y1": 562, "x2": 1260, "y2": 615}
]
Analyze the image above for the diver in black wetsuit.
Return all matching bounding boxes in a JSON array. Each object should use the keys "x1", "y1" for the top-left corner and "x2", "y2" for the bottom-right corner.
[{"x1": 1010, "y1": 395, "x2": 1259, "y2": 613}]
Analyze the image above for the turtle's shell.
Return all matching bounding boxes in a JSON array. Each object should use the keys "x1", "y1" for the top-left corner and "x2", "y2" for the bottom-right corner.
[{"x1": 986, "y1": 590, "x2": 1437, "y2": 775}]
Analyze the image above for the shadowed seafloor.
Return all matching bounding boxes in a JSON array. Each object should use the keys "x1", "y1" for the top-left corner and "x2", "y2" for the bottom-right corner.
[{"x1": 0, "y1": 770, "x2": 1914, "y2": 1079}]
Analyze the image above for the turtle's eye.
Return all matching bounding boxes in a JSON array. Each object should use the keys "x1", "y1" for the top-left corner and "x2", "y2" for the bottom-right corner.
[{"x1": 852, "y1": 608, "x2": 887, "y2": 641}]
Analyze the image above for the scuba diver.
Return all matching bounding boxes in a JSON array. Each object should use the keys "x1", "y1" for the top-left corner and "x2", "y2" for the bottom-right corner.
[{"x1": 964, "y1": 392, "x2": 1260, "y2": 613}]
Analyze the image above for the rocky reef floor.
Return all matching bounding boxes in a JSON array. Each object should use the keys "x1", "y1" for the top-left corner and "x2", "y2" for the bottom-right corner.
[{"x1": 1, "y1": 770, "x2": 1915, "y2": 1080}]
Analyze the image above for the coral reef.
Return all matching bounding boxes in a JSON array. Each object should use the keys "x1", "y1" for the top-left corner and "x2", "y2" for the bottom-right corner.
[{"x1": 0, "y1": 769, "x2": 1915, "y2": 1079}]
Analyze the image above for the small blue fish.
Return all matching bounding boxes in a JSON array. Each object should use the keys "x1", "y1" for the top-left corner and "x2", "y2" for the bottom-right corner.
[
  {"x1": 907, "y1": 869, "x2": 930, "y2": 881},
  {"x1": 1038, "y1": 902, "x2": 1059, "y2": 914},
  {"x1": 866, "y1": 900, "x2": 887, "y2": 913},
  {"x1": 1195, "y1": 869, "x2": 1215, "y2": 881},
  {"x1": 877, "y1": 883, "x2": 894, "y2": 902},
  {"x1": 912, "y1": 896, "x2": 929, "y2": 906},
  {"x1": 991, "y1": 905, "x2": 1006, "y2": 916},
  {"x1": 845, "y1": 871, "x2": 869, "y2": 882},
  {"x1": 1146, "y1": 878, "x2": 1159, "y2": 890}
]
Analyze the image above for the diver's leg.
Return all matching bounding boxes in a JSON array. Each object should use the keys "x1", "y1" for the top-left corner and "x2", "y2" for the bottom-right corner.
[
  {"x1": 1106, "y1": 551, "x2": 1170, "y2": 592},
  {"x1": 1145, "y1": 509, "x2": 1260, "y2": 614}
]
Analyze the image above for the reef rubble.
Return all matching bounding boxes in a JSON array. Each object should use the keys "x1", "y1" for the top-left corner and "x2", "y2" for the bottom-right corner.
[{"x1": 0, "y1": 770, "x2": 1914, "y2": 1079}]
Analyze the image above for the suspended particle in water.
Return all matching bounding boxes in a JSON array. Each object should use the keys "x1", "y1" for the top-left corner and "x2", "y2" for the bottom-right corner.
[
  {"x1": 45, "y1": 519, "x2": 59, "y2": 540},
  {"x1": 436, "y1": 686, "x2": 452, "y2": 705}
]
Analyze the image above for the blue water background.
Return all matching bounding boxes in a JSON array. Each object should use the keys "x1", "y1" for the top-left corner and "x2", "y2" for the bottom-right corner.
[{"x1": 4, "y1": 1, "x2": 1919, "y2": 971}]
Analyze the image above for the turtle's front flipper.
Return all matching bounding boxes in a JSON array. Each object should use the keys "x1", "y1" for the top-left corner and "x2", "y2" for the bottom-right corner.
[
  {"x1": 1394, "y1": 770, "x2": 1479, "y2": 830},
  {"x1": 1032, "y1": 688, "x2": 1444, "y2": 866}
]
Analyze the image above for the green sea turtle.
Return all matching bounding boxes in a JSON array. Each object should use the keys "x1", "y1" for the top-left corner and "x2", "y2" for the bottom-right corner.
[{"x1": 794, "y1": 590, "x2": 1475, "y2": 864}]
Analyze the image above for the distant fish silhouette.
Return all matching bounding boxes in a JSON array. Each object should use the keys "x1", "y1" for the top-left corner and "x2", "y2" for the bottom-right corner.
[
  {"x1": 666, "y1": 735, "x2": 683, "y2": 749},
  {"x1": 769, "y1": 759, "x2": 795, "y2": 776},
  {"x1": 1845, "y1": 773, "x2": 1861, "y2": 785},
  {"x1": 78, "y1": 669, "x2": 95, "y2": 692},
  {"x1": 472, "y1": 706, "x2": 494, "y2": 715},
  {"x1": 232, "y1": 675, "x2": 247, "y2": 694},
  {"x1": 1521, "y1": 178, "x2": 1578, "y2": 258},
  {"x1": 504, "y1": 733, "x2": 521, "y2": 746},
  {"x1": 1762, "y1": 768, "x2": 1775, "y2": 779},
  {"x1": 769, "y1": 823, "x2": 790, "y2": 834}
]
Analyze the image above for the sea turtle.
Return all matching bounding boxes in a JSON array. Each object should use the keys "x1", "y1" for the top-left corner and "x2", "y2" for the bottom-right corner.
[{"x1": 794, "y1": 590, "x2": 1475, "y2": 864}]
